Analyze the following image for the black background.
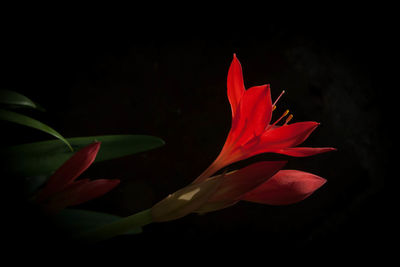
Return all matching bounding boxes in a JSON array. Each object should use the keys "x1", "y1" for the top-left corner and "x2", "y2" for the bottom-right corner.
[{"x1": 1, "y1": 8, "x2": 392, "y2": 259}]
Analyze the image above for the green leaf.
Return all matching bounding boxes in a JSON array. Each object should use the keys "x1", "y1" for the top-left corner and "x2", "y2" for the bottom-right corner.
[
  {"x1": 52, "y1": 209, "x2": 142, "y2": 238},
  {"x1": 0, "y1": 109, "x2": 73, "y2": 151},
  {"x1": 0, "y1": 89, "x2": 45, "y2": 111},
  {"x1": 1, "y1": 134, "x2": 165, "y2": 177}
]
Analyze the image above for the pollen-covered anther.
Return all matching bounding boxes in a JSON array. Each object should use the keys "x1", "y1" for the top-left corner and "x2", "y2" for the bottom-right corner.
[
  {"x1": 266, "y1": 109, "x2": 290, "y2": 130},
  {"x1": 272, "y1": 109, "x2": 289, "y2": 126},
  {"x1": 283, "y1": 114, "x2": 293, "y2": 125}
]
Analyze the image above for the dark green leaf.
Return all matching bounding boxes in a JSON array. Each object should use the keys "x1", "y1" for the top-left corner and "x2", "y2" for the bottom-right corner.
[
  {"x1": 0, "y1": 89, "x2": 44, "y2": 111},
  {"x1": 52, "y1": 209, "x2": 142, "y2": 238},
  {"x1": 0, "y1": 109, "x2": 72, "y2": 151},
  {"x1": 1, "y1": 135, "x2": 165, "y2": 177}
]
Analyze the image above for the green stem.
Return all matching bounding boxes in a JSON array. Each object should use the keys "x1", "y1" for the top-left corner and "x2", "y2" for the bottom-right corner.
[{"x1": 76, "y1": 208, "x2": 153, "y2": 244}]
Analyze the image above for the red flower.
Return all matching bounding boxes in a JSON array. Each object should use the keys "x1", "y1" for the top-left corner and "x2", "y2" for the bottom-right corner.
[
  {"x1": 35, "y1": 142, "x2": 120, "y2": 213},
  {"x1": 150, "y1": 54, "x2": 335, "y2": 222},
  {"x1": 194, "y1": 54, "x2": 336, "y2": 183}
]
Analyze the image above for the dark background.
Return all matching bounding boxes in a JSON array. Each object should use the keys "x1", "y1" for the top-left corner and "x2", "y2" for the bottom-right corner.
[{"x1": 1, "y1": 9, "x2": 391, "y2": 258}]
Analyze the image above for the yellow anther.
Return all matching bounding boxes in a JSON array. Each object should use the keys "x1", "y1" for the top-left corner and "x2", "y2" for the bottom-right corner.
[
  {"x1": 272, "y1": 105, "x2": 277, "y2": 111},
  {"x1": 284, "y1": 114, "x2": 293, "y2": 125},
  {"x1": 268, "y1": 109, "x2": 290, "y2": 129},
  {"x1": 282, "y1": 109, "x2": 289, "y2": 117}
]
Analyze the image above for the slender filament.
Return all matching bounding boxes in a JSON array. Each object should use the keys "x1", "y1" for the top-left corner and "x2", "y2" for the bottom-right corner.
[
  {"x1": 266, "y1": 109, "x2": 289, "y2": 130},
  {"x1": 272, "y1": 90, "x2": 285, "y2": 107}
]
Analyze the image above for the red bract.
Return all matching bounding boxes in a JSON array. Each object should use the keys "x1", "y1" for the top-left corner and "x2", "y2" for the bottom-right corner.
[
  {"x1": 194, "y1": 54, "x2": 336, "y2": 183},
  {"x1": 194, "y1": 160, "x2": 287, "y2": 214},
  {"x1": 152, "y1": 161, "x2": 286, "y2": 221},
  {"x1": 242, "y1": 170, "x2": 327, "y2": 205},
  {"x1": 152, "y1": 161, "x2": 327, "y2": 220},
  {"x1": 197, "y1": 164, "x2": 327, "y2": 213},
  {"x1": 35, "y1": 142, "x2": 120, "y2": 213}
]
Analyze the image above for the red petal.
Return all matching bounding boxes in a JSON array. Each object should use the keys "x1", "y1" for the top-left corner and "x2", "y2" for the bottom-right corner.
[
  {"x1": 42, "y1": 179, "x2": 119, "y2": 213},
  {"x1": 68, "y1": 179, "x2": 120, "y2": 206},
  {"x1": 36, "y1": 142, "x2": 101, "y2": 202},
  {"x1": 194, "y1": 85, "x2": 273, "y2": 184},
  {"x1": 241, "y1": 122, "x2": 319, "y2": 159},
  {"x1": 242, "y1": 170, "x2": 327, "y2": 205},
  {"x1": 207, "y1": 161, "x2": 287, "y2": 203},
  {"x1": 41, "y1": 179, "x2": 91, "y2": 213},
  {"x1": 261, "y1": 122, "x2": 319, "y2": 148},
  {"x1": 230, "y1": 84, "x2": 272, "y2": 145},
  {"x1": 227, "y1": 53, "x2": 245, "y2": 118},
  {"x1": 269, "y1": 147, "x2": 337, "y2": 157}
]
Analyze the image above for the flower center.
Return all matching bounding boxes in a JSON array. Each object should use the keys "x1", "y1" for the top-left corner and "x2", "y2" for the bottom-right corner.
[
  {"x1": 271, "y1": 109, "x2": 289, "y2": 127},
  {"x1": 267, "y1": 90, "x2": 294, "y2": 129}
]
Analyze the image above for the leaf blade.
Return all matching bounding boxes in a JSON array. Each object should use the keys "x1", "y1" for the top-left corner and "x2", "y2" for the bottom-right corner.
[
  {"x1": 0, "y1": 109, "x2": 72, "y2": 151},
  {"x1": 0, "y1": 89, "x2": 42, "y2": 110},
  {"x1": 1, "y1": 134, "x2": 165, "y2": 177}
]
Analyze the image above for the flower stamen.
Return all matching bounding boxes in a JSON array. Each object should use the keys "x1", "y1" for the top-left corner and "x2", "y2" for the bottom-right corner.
[
  {"x1": 283, "y1": 114, "x2": 293, "y2": 125},
  {"x1": 266, "y1": 109, "x2": 289, "y2": 130},
  {"x1": 272, "y1": 90, "x2": 285, "y2": 109},
  {"x1": 273, "y1": 109, "x2": 289, "y2": 126}
]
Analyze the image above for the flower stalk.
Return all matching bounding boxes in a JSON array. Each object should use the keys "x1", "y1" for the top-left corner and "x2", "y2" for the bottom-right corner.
[{"x1": 75, "y1": 208, "x2": 153, "y2": 244}]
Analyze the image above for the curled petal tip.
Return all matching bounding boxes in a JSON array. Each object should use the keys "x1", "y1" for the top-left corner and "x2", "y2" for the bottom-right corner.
[
  {"x1": 105, "y1": 178, "x2": 120, "y2": 184},
  {"x1": 311, "y1": 122, "x2": 320, "y2": 130},
  {"x1": 86, "y1": 141, "x2": 101, "y2": 153},
  {"x1": 321, "y1": 147, "x2": 337, "y2": 152},
  {"x1": 258, "y1": 84, "x2": 271, "y2": 90},
  {"x1": 111, "y1": 179, "x2": 121, "y2": 186},
  {"x1": 92, "y1": 141, "x2": 102, "y2": 147},
  {"x1": 85, "y1": 143, "x2": 101, "y2": 159}
]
